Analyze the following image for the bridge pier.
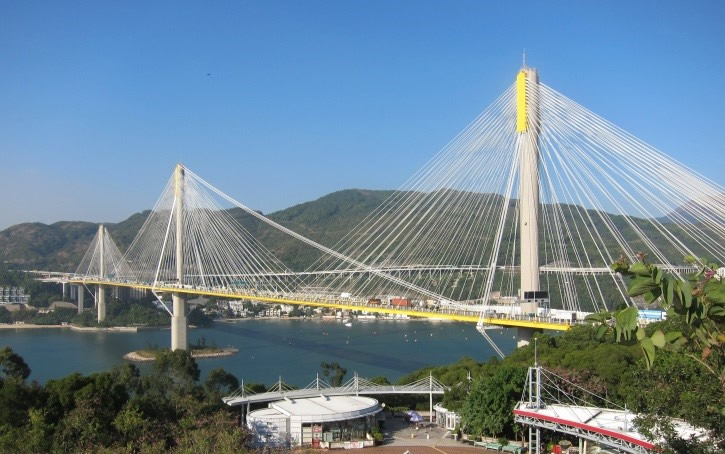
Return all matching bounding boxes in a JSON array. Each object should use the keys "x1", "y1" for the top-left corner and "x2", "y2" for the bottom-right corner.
[
  {"x1": 515, "y1": 327, "x2": 541, "y2": 348},
  {"x1": 171, "y1": 294, "x2": 187, "y2": 350},
  {"x1": 97, "y1": 284, "x2": 106, "y2": 322},
  {"x1": 76, "y1": 285, "x2": 84, "y2": 314}
]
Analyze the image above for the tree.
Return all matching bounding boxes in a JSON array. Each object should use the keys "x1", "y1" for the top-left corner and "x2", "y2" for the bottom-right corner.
[
  {"x1": 460, "y1": 364, "x2": 527, "y2": 438},
  {"x1": 441, "y1": 382, "x2": 469, "y2": 412},
  {"x1": 0, "y1": 306, "x2": 11, "y2": 323},
  {"x1": 245, "y1": 382, "x2": 267, "y2": 394},
  {"x1": 0, "y1": 374, "x2": 35, "y2": 428},
  {"x1": 153, "y1": 350, "x2": 201, "y2": 383},
  {"x1": 586, "y1": 257, "x2": 724, "y2": 392},
  {"x1": 189, "y1": 308, "x2": 214, "y2": 327},
  {"x1": 368, "y1": 376, "x2": 391, "y2": 385},
  {"x1": 320, "y1": 361, "x2": 347, "y2": 386},
  {"x1": 586, "y1": 257, "x2": 725, "y2": 452},
  {"x1": 0, "y1": 347, "x2": 31, "y2": 380},
  {"x1": 205, "y1": 368, "x2": 240, "y2": 396},
  {"x1": 113, "y1": 405, "x2": 153, "y2": 447}
]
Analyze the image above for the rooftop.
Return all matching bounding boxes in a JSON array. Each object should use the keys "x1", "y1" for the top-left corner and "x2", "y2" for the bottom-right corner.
[
  {"x1": 249, "y1": 395, "x2": 381, "y2": 423},
  {"x1": 515, "y1": 403, "x2": 707, "y2": 450}
]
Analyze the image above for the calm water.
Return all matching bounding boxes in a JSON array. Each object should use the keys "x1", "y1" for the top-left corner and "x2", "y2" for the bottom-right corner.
[{"x1": 0, "y1": 319, "x2": 516, "y2": 386}]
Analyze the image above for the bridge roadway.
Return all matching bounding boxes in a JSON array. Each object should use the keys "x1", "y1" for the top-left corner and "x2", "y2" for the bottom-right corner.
[{"x1": 69, "y1": 278, "x2": 577, "y2": 331}]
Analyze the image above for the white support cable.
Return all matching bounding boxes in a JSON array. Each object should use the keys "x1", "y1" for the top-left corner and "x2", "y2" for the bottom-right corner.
[
  {"x1": 151, "y1": 195, "x2": 176, "y2": 316},
  {"x1": 74, "y1": 73, "x2": 724, "y2": 324}
]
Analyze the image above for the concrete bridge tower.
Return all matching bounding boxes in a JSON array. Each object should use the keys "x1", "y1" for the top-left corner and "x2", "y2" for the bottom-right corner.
[
  {"x1": 171, "y1": 164, "x2": 188, "y2": 350},
  {"x1": 97, "y1": 224, "x2": 107, "y2": 322},
  {"x1": 516, "y1": 67, "x2": 544, "y2": 347}
]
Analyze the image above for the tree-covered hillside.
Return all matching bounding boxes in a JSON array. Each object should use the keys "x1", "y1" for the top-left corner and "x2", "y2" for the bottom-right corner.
[
  {"x1": 0, "y1": 188, "x2": 712, "y2": 311},
  {"x1": 0, "y1": 189, "x2": 394, "y2": 272}
]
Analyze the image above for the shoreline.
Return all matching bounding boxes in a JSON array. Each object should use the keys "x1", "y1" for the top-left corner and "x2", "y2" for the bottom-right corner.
[
  {"x1": 0, "y1": 324, "x2": 178, "y2": 331},
  {"x1": 70, "y1": 325, "x2": 138, "y2": 332},
  {"x1": 123, "y1": 347, "x2": 239, "y2": 362},
  {"x1": 1, "y1": 317, "x2": 451, "y2": 332},
  {"x1": 0, "y1": 323, "x2": 70, "y2": 329}
]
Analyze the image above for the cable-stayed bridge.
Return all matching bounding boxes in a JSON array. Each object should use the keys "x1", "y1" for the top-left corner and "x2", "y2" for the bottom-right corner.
[{"x1": 45, "y1": 66, "x2": 723, "y2": 354}]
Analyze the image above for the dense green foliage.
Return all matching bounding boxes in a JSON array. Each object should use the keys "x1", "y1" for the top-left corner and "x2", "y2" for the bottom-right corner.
[
  {"x1": 394, "y1": 322, "x2": 722, "y2": 452},
  {"x1": 320, "y1": 361, "x2": 348, "y2": 386},
  {"x1": 0, "y1": 349, "x2": 249, "y2": 453},
  {"x1": 588, "y1": 258, "x2": 724, "y2": 392},
  {"x1": 479, "y1": 325, "x2": 721, "y2": 451},
  {"x1": 460, "y1": 364, "x2": 527, "y2": 438},
  {"x1": 1, "y1": 306, "x2": 77, "y2": 325},
  {"x1": 582, "y1": 258, "x2": 725, "y2": 453},
  {"x1": 1, "y1": 317, "x2": 722, "y2": 452}
]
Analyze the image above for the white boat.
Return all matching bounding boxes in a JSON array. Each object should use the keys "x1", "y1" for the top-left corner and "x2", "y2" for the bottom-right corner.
[{"x1": 344, "y1": 322, "x2": 353, "y2": 327}]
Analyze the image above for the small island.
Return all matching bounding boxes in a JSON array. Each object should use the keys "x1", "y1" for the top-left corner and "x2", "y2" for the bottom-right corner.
[{"x1": 124, "y1": 337, "x2": 238, "y2": 362}]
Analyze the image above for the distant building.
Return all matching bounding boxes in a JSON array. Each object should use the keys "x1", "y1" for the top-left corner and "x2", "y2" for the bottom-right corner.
[
  {"x1": 264, "y1": 308, "x2": 281, "y2": 317},
  {"x1": 227, "y1": 300, "x2": 246, "y2": 316},
  {"x1": 0, "y1": 287, "x2": 30, "y2": 303}
]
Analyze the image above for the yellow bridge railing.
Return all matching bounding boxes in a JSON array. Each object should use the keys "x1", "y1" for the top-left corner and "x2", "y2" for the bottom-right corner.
[{"x1": 72, "y1": 279, "x2": 575, "y2": 331}]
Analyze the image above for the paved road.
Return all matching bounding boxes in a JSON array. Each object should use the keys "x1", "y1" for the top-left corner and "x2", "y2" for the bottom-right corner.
[
  {"x1": 376, "y1": 416, "x2": 498, "y2": 454},
  {"x1": 360, "y1": 447, "x2": 497, "y2": 454}
]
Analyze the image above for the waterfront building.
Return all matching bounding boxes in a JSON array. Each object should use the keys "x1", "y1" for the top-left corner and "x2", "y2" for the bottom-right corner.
[
  {"x1": 246, "y1": 395, "x2": 381, "y2": 448},
  {"x1": 0, "y1": 286, "x2": 30, "y2": 303}
]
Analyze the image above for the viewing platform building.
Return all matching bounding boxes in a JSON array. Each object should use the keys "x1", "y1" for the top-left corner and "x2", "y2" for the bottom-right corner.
[{"x1": 246, "y1": 395, "x2": 382, "y2": 448}]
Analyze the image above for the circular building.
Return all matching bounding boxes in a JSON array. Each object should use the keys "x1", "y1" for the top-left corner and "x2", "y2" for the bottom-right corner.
[{"x1": 247, "y1": 395, "x2": 382, "y2": 448}]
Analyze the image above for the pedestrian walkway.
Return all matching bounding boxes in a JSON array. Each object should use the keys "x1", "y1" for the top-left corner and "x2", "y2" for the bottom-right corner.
[{"x1": 355, "y1": 447, "x2": 497, "y2": 454}]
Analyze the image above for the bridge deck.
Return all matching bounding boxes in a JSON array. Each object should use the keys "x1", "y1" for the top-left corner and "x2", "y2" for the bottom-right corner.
[{"x1": 69, "y1": 279, "x2": 576, "y2": 331}]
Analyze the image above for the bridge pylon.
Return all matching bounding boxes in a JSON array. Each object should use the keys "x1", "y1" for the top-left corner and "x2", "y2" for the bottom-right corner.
[
  {"x1": 171, "y1": 163, "x2": 188, "y2": 351},
  {"x1": 516, "y1": 67, "x2": 544, "y2": 347},
  {"x1": 97, "y1": 224, "x2": 107, "y2": 322}
]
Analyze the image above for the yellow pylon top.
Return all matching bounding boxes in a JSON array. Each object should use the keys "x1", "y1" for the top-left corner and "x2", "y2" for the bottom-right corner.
[{"x1": 516, "y1": 70, "x2": 528, "y2": 132}]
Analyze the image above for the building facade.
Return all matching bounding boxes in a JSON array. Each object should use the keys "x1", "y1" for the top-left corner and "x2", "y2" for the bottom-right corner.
[
  {"x1": 0, "y1": 287, "x2": 30, "y2": 303},
  {"x1": 247, "y1": 395, "x2": 381, "y2": 448}
]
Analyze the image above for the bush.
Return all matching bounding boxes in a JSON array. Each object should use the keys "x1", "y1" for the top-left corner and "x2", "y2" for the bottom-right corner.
[
  {"x1": 0, "y1": 306, "x2": 11, "y2": 324},
  {"x1": 370, "y1": 427, "x2": 383, "y2": 442}
]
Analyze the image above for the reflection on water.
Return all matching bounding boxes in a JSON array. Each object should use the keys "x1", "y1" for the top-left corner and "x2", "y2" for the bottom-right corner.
[{"x1": 1, "y1": 319, "x2": 515, "y2": 385}]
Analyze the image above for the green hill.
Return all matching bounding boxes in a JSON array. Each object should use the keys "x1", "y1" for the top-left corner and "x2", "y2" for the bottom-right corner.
[
  {"x1": 0, "y1": 187, "x2": 709, "y2": 276},
  {"x1": 0, "y1": 189, "x2": 394, "y2": 272}
]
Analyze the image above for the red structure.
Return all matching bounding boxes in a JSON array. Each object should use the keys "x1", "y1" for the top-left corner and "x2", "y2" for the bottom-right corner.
[{"x1": 390, "y1": 298, "x2": 411, "y2": 307}]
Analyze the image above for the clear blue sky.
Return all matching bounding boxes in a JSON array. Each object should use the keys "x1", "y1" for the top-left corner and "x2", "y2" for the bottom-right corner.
[{"x1": 1, "y1": 1, "x2": 723, "y2": 229}]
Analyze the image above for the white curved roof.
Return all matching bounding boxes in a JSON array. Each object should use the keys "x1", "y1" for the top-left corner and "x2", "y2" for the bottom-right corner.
[{"x1": 248, "y1": 395, "x2": 381, "y2": 423}]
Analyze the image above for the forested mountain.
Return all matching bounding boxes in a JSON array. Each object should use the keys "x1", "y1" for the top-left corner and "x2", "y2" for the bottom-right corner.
[
  {"x1": 0, "y1": 188, "x2": 707, "y2": 277},
  {"x1": 0, "y1": 189, "x2": 394, "y2": 272}
]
